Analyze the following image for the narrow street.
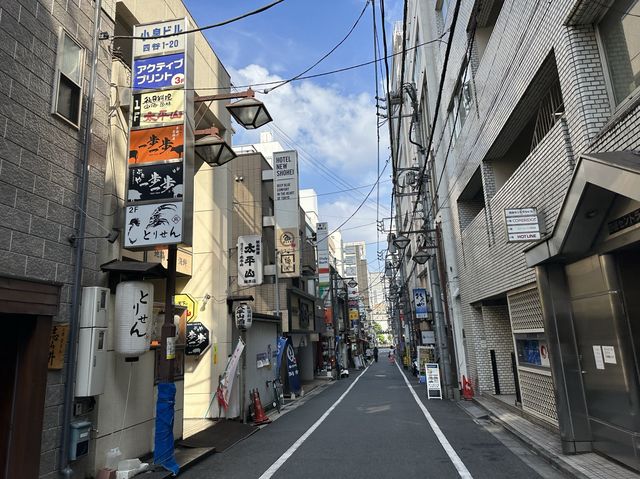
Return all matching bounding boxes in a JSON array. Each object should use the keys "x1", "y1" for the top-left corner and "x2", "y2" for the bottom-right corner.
[{"x1": 181, "y1": 353, "x2": 563, "y2": 479}]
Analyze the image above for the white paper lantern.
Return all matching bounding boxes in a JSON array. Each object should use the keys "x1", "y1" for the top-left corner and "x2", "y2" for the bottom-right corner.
[
  {"x1": 235, "y1": 303, "x2": 253, "y2": 330},
  {"x1": 115, "y1": 281, "x2": 153, "y2": 358}
]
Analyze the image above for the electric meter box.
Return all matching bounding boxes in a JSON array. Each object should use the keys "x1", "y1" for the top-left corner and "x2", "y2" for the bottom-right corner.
[
  {"x1": 69, "y1": 420, "x2": 91, "y2": 461},
  {"x1": 80, "y1": 286, "x2": 109, "y2": 328},
  {"x1": 76, "y1": 287, "x2": 109, "y2": 397}
]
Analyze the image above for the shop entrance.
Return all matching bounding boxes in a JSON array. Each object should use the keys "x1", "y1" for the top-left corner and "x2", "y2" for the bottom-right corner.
[
  {"x1": 0, "y1": 314, "x2": 52, "y2": 479},
  {"x1": 565, "y1": 253, "x2": 640, "y2": 470}
]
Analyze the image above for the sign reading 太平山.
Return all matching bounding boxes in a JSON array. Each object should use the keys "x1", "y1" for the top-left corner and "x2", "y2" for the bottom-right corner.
[
  {"x1": 132, "y1": 89, "x2": 185, "y2": 128},
  {"x1": 237, "y1": 235, "x2": 263, "y2": 286}
]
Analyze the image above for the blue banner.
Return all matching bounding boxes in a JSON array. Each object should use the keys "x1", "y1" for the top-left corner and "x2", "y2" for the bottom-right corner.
[
  {"x1": 275, "y1": 336, "x2": 288, "y2": 379},
  {"x1": 413, "y1": 288, "x2": 428, "y2": 319},
  {"x1": 285, "y1": 337, "x2": 301, "y2": 393},
  {"x1": 154, "y1": 382, "x2": 179, "y2": 475},
  {"x1": 133, "y1": 53, "x2": 185, "y2": 90}
]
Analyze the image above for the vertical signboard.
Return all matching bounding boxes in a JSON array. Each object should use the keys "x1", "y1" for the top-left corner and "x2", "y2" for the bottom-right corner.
[
  {"x1": 237, "y1": 235, "x2": 263, "y2": 286},
  {"x1": 124, "y1": 18, "x2": 194, "y2": 250},
  {"x1": 347, "y1": 279, "x2": 359, "y2": 330},
  {"x1": 274, "y1": 150, "x2": 300, "y2": 277},
  {"x1": 413, "y1": 288, "x2": 428, "y2": 319},
  {"x1": 317, "y1": 222, "x2": 330, "y2": 299}
]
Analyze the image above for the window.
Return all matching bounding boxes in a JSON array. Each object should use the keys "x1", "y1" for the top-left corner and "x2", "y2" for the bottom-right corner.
[
  {"x1": 599, "y1": 0, "x2": 640, "y2": 106},
  {"x1": 448, "y1": 62, "x2": 473, "y2": 146},
  {"x1": 52, "y1": 30, "x2": 84, "y2": 127},
  {"x1": 436, "y1": 0, "x2": 451, "y2": 23}
]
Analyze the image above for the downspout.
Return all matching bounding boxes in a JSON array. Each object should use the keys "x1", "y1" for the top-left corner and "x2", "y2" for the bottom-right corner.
[{"x1": 60, "y1": 0, "x2": 103, "y2": 476}]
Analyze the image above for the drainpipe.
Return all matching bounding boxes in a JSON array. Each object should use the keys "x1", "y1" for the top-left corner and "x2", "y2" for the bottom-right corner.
[{"x1": 60, "y1": 0, "x2": 102, "y2": 476}]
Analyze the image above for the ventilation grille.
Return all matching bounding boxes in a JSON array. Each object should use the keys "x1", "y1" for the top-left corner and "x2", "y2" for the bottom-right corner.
[
  {"x1": 508, "y1": 288, "x2": 544, "y2": 331},
  {"x1": 519, "y1": 369, "x2": 558, "y2": 424}
]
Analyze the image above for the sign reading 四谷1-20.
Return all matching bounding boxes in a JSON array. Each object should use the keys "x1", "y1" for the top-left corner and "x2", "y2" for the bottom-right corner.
[{"x1": 134, "y1": 20, "x2": 185, "y2": 57}]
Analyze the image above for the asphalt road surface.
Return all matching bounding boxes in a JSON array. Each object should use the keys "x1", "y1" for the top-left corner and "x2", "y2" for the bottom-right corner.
[{"x1": 180, "y1": 353, "x2": 564, "y2": 478}]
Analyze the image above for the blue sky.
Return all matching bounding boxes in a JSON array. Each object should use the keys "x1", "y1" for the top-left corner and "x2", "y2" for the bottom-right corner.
[{"x1": 184, "y1": 0, "x2": 403, "y2": 272}]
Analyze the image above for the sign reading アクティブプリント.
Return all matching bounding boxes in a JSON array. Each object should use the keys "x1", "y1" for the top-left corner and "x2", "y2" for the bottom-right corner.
[
  {"x1": 274, "y1": 150, "x2": 300, "y2": 278},
  {"x1": 125, "y1": 18, "x2": 194, "y2": 250}
]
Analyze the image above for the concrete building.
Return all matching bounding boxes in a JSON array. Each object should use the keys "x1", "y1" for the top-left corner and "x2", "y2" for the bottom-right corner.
[
  {"x1": 389, "y1": 0, "x2": 640, "y2": 471},
  {"x1": 0, "y1": 0, "x2": 245, "y2": 476}
]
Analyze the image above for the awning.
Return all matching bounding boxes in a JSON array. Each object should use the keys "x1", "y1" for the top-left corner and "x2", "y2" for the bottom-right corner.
[
  {"x1": 525, "y1": 150, "x2": 640, "y2": 266},
  {"x1": 100, "y1": 259, "x2": 190, "y2": 278}
]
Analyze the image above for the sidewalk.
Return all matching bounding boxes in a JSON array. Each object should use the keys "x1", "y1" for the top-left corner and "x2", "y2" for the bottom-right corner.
[{"x1": 470, "y1": 395, "x2": 640, "y2": 479}]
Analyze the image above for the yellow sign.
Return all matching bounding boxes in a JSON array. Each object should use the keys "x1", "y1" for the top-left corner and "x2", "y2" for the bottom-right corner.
[
  {"x1": 174, "y1": 293, "x2": 198, "y2": 323},
  {"x1": 349, "y1": 310, "x2": 359, "y2": 320}
]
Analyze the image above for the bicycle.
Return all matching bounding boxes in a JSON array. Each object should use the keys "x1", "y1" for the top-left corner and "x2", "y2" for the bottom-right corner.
[{"x1": 266, "y1": 378, "x2": 285, "y2": 413}]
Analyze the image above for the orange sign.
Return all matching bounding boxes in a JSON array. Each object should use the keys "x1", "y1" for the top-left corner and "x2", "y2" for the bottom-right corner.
[{"x1": 129, "y1": 125, "x2": 184, "y2": 164}]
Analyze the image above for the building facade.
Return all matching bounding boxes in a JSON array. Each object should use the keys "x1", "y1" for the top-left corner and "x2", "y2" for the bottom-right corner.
[{"x1": 389, "y1": 0, "x2": 640, "y2": 470}]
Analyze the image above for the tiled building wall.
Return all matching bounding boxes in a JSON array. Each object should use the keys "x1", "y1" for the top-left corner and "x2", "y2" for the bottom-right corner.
[
  {"x1": 0, "y1": 2, "x2": 115, "y2": 477},
  {"x1": 482, "y1": 304, "x2": 516, "y2": 395}
]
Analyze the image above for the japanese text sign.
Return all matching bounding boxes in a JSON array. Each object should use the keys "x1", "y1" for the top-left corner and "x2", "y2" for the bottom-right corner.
[
  {"x1": 125, "y1": 202, "x2": 183, "y2": 248},
  {"x1": 132, "y1": 89, "x2": 185, "y2": 128},
  {"x1": 186, "y1": 322, "x2": 209, "y2": 356},
  {"x1": 129, "y1": 125, "x2": 184, "y2": 165},
  {"x1": 48, "y1": 323, "x2": 69, "y2": 370},
  {"x1": 237, "y1": 235, "x2": 263, "y2": 286},
  {"x1": 134, "y1": 20, "x2": 185, "y2": 57},
  {"x1": 413, "y1": 288, "x2": 428, "y2": 319},
  {"x1": 133, "y1": 53, "x2": 185, "y2": 90},
  {"x1": 128, "y1": 161, "x2": 183, "y2": 201}
]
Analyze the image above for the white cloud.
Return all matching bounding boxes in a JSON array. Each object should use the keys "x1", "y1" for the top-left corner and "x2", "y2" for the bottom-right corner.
[
  {"x1": 230, "y1": 64, "x2": 392, "y2": 270},
  {"x1": 229, "y1": 64, "x2": 389, "y2": 180}
]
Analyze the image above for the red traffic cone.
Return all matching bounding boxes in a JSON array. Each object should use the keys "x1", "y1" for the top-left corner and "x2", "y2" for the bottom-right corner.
[
  {"x1": 252, "y1": 389, "x2": 271, "y2": 425},
  {"x1": 462, "y1": 375, "x2": 474, "y2": 400}
]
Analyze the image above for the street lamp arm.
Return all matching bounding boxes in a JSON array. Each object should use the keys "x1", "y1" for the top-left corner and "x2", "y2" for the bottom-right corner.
[{"x1": 194, "y1": 88, "x2": 257, "y2": 103}]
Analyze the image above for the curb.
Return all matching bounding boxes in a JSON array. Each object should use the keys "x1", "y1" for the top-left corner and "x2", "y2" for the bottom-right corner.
[{"x1": 471, "y1": 398, "x2": 588, "y2": 479}]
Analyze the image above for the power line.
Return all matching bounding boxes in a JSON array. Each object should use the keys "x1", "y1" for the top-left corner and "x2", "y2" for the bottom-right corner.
[
  {"x1": 109, "y1": 0, "x2": 286, "y2": 40},
  {"x1": 266, "y1": 0, "x2": 371, "y2": 93}
]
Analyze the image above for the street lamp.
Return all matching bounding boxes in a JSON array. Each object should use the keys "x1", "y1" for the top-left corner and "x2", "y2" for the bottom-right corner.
[
  {"x1": 393, "y1": 234, "x2": 411, "y2": 250},
  {"x1": 226, "y1": 97, "x2": 273, "y2": 129},
  {"x1": 412, "y1": 250, "x2": 431, "y2": 264},
  {"x1": 195, "y1": 88, "x2": 273, "y2": 130},
  {"x1": 195, "y1": 127, "x2": 237, "y2": 166}
]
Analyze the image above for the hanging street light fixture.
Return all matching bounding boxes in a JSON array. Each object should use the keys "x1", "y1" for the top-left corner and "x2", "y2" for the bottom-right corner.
[
  {"x1": 412, "y1": 249, "x2": 431, "y2": 264},
  {"x1": 195, "y1": 87, "x2": 273, "y2": 130},
  {"x1": 194, "y1": 127, "x2": 237, "y2": 166},
  {"x1": 393, "y1": 234, "x2": 411, "y2": 250}
]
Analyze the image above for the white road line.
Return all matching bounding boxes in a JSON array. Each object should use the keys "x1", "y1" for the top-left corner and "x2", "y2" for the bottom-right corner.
[
  {"x1": 396, "y1": 362, "x2": 474, "y2": 479},
  {"x1": 258, "y1": 366, "x2": 369, "y2": 479}
]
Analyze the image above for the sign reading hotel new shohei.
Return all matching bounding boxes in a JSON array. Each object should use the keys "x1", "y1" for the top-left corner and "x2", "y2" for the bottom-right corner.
[
  {"x1": 124, "y1": 18, "x2": 193, "y2": 250},
  {"x1": 274, "y1": 151, "x2": 300, "y2": 278},
  {"x1": 504, "y1": 207, "x2": 543, "y2": 242}
]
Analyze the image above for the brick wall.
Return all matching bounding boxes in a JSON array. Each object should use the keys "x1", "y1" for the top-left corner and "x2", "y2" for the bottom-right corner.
[{"x1": 0, "y1": 2, "x2": 114, "y2": 477}]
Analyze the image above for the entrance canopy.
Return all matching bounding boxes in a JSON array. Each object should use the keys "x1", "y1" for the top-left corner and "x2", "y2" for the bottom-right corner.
[{"x1": 525, "y1": 151, "x2": 640, "y2": 266}]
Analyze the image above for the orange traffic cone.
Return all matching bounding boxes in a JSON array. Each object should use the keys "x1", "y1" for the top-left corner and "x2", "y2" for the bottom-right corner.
[
  {"x1": 252, "y1": 389, "x2": 271, "y2": 425},
  {"x1": 462, "y1": 375, "x2": 474, "y2": 400}
]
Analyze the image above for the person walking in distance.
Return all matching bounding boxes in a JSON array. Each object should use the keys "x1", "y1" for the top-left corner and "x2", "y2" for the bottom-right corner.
[{"x1": 373, "y1": 346, "x2": 379, "y2": 363}]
